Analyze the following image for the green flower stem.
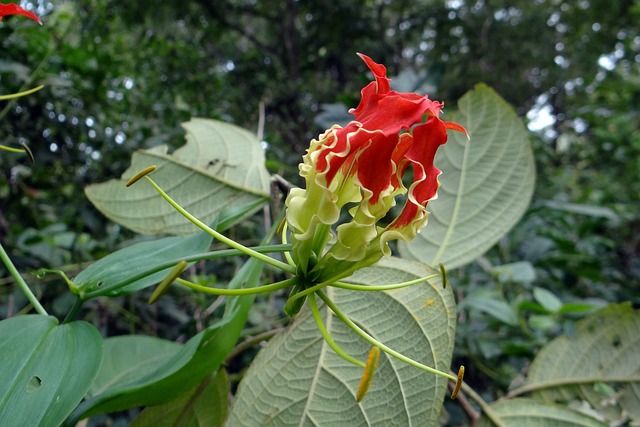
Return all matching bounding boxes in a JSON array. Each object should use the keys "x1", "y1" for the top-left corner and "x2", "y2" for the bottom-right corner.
[
  {"x1": 317, "y1": 289, "x2": 457, "y2": 383},
  {"x1": 0, "y1": 242, "x2": 48, "y2": 316},
  {"x1": 308, "y1": 292, "x2": 365, "y2": 368},
  {"x1": 142, "y1": 175, "x2": 296, "y2": 274},
  {"x1": 176, "y1": 276, "x2": 298, "y2": 296}
]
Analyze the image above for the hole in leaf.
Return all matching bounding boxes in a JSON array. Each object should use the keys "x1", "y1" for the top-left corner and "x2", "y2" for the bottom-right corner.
[
  {"x1": 612, "y1": 335, "x2": 622, "y2": 349},
  {"x1": 27, "y1": 376, "x2": 42, "y2": 392}
]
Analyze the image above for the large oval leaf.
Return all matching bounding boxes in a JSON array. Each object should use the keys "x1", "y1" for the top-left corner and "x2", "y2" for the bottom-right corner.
[
  {"x1": 0, "y1": 315, "x2": 103, "y2": 427},
  {"x1": 85, "y1": 118, "x2": 271, "y2": 235},
  {"x1": 399, "y1": 84, "x2": 535, "y2": 269},
  {"x1": 521, "y1": 303, "x2": 640, "y2": 425},
  {"x1": 226, "y1": 257, "x2": 456, "y2": 426},
  {"x1": 477, "y1": 398, "x2": 607, "y2": 427}
]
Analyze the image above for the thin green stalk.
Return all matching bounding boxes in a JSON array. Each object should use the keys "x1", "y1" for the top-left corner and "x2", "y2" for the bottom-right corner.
[
  {"x1": 316, "y1": 289, "x2": 457, "y2": 382},
  {"x1": 308, "y1": 292, "x2": 365, "y2": 368},
  {"x1": 278, "y1": 222, "x2": 296, "y2": 267},
  {"x1": 458, "y1": 381, "x2": 507, "y2": 427},
  {"x1": 0, "y1": 144, "x2": 27, "y2": 153},
  {"x1": 284, "y1": 271, "x2": 439, "y2": 306},
  {"x1": 0, "y1": 85, "x2": 44, "y2": 101},
  {"x1": 176, "y1": 277, "x2": 298, "y2": 296},
  {"x1": 0, "y1": 242, "x2": 48, "y2": 316},
  {"x1": 143, "y1": 176, "x2": 296, "y2": 274},
  {"x1": 62, "y1": 297, "x2": 83, "y2": 324},
  {"x1": 330, "y1": 274, "x2": 440, "y2": 292},
  {"x1": 80, "y1": 244, "x2": 292, "y2": 300}
]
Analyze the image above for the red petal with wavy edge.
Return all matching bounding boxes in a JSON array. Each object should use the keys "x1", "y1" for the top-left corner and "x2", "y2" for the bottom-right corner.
[
  {"x1": 325, "y1": 54, "x2": 449, "y2": 205},
  {"x1": 390, "y1": 117, "x2": 448, "y2": 229},
  {"x1": 0, "y1": 3, "x2": 41, "y2": 23}
]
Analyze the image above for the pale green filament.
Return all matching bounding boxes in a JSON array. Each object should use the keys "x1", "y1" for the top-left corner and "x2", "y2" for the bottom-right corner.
[
  {"x1": 141, "y1": 175, "x2": 296, "y2": 274},
  {"x1": 308, "y1": 292, "x2": 365, "y2": 368},
  {"x1": 176, "y1": 277, "x2": 298, "y2": 296},
  {"x1": 279, "y1": 221, "x2": 296, "y2": 267},
  {"x1": 285, "y1": 273, "x2": 440, "y2": 307},
  {"x1": 316, "y1": 289, "x2": 458, "y2": 383},
  {"x1": 0, "y1": 85, "x2": 44, "y2": 101}
]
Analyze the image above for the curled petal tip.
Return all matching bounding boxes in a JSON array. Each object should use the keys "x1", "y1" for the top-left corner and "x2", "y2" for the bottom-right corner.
[{"x1": 444, "y1": 121, "x2": 469, "y2": 140}]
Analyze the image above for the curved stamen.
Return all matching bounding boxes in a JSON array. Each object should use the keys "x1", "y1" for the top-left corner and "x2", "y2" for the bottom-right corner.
[
  {"x1": 132, "y1": 173, "x2": 296, "y2": 274},
  {"x1": 316, "y1": 289, "x2": 461, "y2": 386},
  {"x1": 309, "y1": 292, "x2": 365, "y2": 368},
  {"x1": 176, "y1": 277, "x2": 298, "y2": 296}
]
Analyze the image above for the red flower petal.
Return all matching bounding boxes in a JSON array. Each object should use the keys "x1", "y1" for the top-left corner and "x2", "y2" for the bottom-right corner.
[
  {"x1": 390, "y1": 117, "x2": 448, "y2": 229},
  {"x1": 0, "y1": 3, "x2": 41, "y2": 24}
]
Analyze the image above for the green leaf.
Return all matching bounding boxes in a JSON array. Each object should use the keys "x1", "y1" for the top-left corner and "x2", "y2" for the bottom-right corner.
[
  {"x1": 73, "y1": 232, "x2": 212, "y2": 300},
  {"x1": 533, "y1": 287, "x2": 563, "y2": 313},
  {"x1": 557, "y1": 303, "x2": 597, "y2": 315},
  {"x1": 461, "y1": 289, "x2": 519, "y2": 326},
  {"x1": 0, "y1": 315, "x2": 103, "y2": 427},
  {"x1": 477, "y1": 398, "x2": 607, "y2": 427},
  {"x1": 399, "y1": 84, "x2": 536, "y2": 269},
  {"x1": 66, "y1": 253, "x2": 265, "y2": 424},
  {"x1": 494, "y1": 261, "x2": 537, "y2": 284},
  {"x1": 542, "y1": 201, "x2": 621, "y2": 225},
  {"x1": 85, "y1": 118, "x2": 271, "y2": 235},
  {"x1": 227, "y1": 257, "x2": 456, "y2": 426},
  {"x1": 131, "y1": 370, "x2": 229, "y2": 427},
  {"x1": 519, "y1": 303, "x2": 640, "y2": 425},
  {"x1": 88, "y1": 335, "x2": 183, "y2": 398}
]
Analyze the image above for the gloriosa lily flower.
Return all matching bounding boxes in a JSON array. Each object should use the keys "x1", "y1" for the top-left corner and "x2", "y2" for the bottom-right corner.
[
  {"x1": 129, "y1": 53, "x2": 467, "y2": 402},
  {"x1": 0, "y1": 2, "x2": 41, "y2": 24},
  {"x1": 286, "y1": 53, "x2": 466, "y2": 285}
]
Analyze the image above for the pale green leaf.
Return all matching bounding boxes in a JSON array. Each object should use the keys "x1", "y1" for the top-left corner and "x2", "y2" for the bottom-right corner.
[
  {"x1": 533, "y1": 287, "x2": 563, "y2": 313},
  {"x1": 0, "y1": 315, "x2": 103, "y2": 427},
  {"x1": 399, "y1": 84, "x2": 535, "y2": 269},
  {"x1": 494, "y1": 261, "x2": 536, "y2": 284},
  {"x1": 460, "y1": 289, "x2": 519, "y2": 326},
  {"x1": 85, "y1": 118, "x2": 271, "y2": 235},
  {"x1": 131, "y1": 370, "x2": 229, "y2": 427},
  {"x1": 478, "y1": 398, "x2": 607, "y2": 427},
  {"x1": 520, "y1": 303, "x2": 640, "y2": 425},
  {"x1": 226, "y1": 257, "x2": 456, "y2": 426}
]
